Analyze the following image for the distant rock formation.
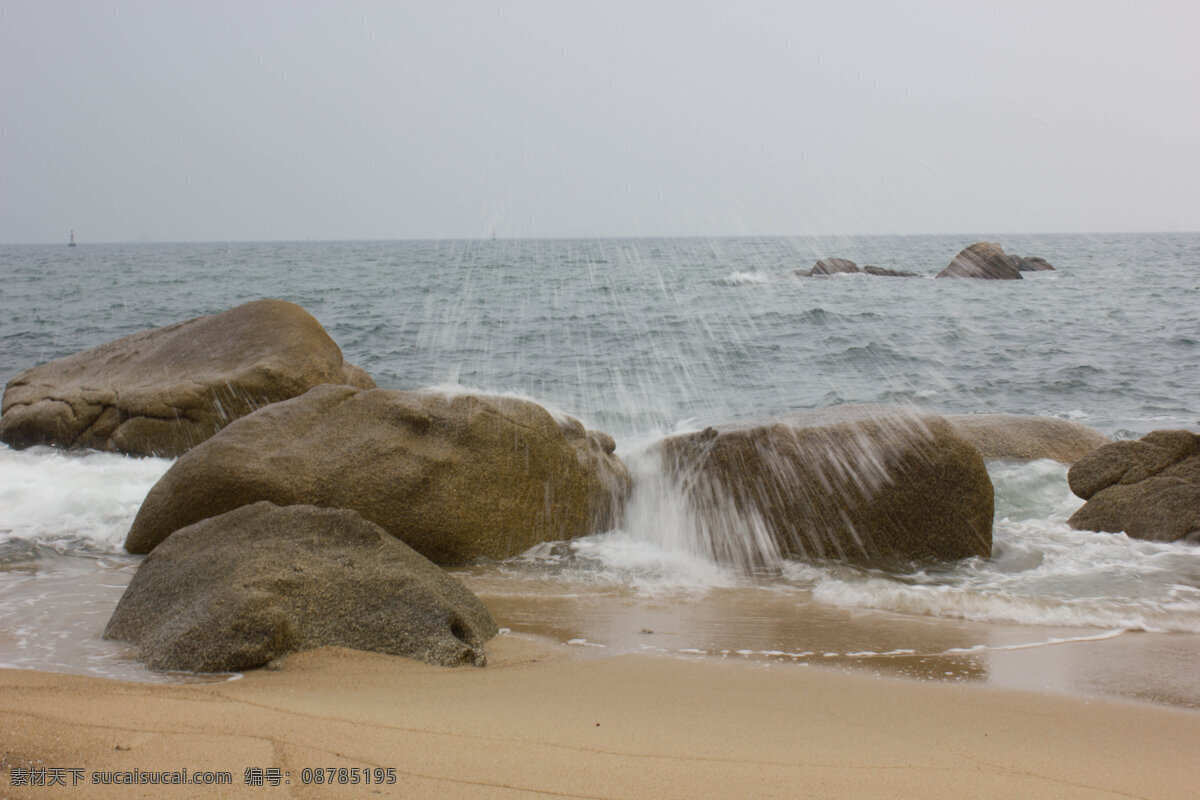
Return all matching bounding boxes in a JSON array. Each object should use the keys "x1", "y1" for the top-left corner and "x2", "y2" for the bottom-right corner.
[
  {"x1": 795, "y1": 258, "x2": 917, "y2": 278},
  {"x1": 936, "y1": 242, "x2": 1023, "y2": 280},
  {"x1": 1067, "y1": 430, "x2": 1200, "y2": 543},
  {"x1": 652, "y1": 406, "x2": 993, "y2": 569},
  {"x1": 800, "y1": 258, "x2": 861, "y2": 276},
  {"x1": 105, "y1": 502, "x2": 499, "y2": 672},
  {"x1": 0, "y1": 299, "x2": 375, "y2": 457},
  {"x1": 862, "y1": 265, "x2": 919, "y2": 277},
  {"x1": 1015, "y1": 256, "x2": 1055, "y2": 272},
  {"x1": 791, "y1": 244, "x2": 1050, "y2": 280},
  {"x1": 124, "y1": 385, "x2": 631, "y2": 563},
  {"x1": 946, "y1": 415, "x2": 1109, "y2": 464}
]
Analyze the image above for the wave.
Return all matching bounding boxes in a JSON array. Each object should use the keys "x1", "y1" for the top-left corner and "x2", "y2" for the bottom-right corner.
[
  {"x1": 528, "y1": 458, "x2": 1200, "y2": 632},
  {"x1": 717, "y1": 271, "x2": 771, "y2": 286},
  {"x1": 0, "y1": 446, "x2": 170, "y2": 554},
  {"x1": 2, "y1": 443, "x2": 1197, "y2": 635}
]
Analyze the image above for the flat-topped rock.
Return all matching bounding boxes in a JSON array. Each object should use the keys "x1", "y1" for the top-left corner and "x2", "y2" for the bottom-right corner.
[
  {"x1": 946, "y1": 414, "x2": 1110, "y2": 464},
  {"x1": 653, "y1": 406, "x2": 993, "y2": 569},
  {"x1": 105, "y1": 502, "x2": 499, "y2": 672},
  {"x1": 795, "y1": 259, "x2": 918, "y2": 278},
  {"x1": 124, "y1": 385, "x2": 631, "y2": 564},
  {"x1": 862, "y1": 265, "x2": 919, "y2": 277},
  {"x1": 0, "y1": 299, "x2": 374, "y2": 457}
]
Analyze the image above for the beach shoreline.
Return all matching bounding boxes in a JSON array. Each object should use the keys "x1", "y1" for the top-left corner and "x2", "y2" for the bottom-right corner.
[
  {"x1": 8, "y1": 548, "x2": 1199, "y2": 711},
  {"x1": 3, "y1": 634, "x2": 1197, "y2": 799},
  {"x1": 2, "y1": 234, "x2": 1198, "y2": 798}
]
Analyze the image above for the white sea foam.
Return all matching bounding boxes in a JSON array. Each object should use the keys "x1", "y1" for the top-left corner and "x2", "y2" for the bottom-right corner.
[
  {"x1": 550, "y1": 456, "x2": 1200, "y2": 632},
  {"x1": 0, "y1": 446, "x2": 171, "y2": 552},
  {"x1": 784, "y1": 462, "x2": 1200, "y2": 632},
  {"x1": 942, "y1": 629, "x2": 1126, "y2": 653},
  {"x1": 720, "y1": 271, "x2": 771, "y2": 286},
  {"x1": 568, "y1": 531, "x2": 739, "y2": 594}
]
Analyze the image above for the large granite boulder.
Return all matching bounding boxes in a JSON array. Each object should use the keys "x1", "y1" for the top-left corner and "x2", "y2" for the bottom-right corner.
[
  {"x1": 0, "y1": 300, "x2": 375, "y2": 457},
  {"x1": 936, "y1": 242, "x2": 1023, "y2": 280},
  {"x1": 124, "y1": 385, "x2": 631, "y2": 563},
  {"x1": 946, "y1": 414, "x2": 1110, "y2": 464},
  {"x1": 653, "y1": 406, "x2": 993, "y2": 569},
  {"x1": 1067, "y1": 430, "x2": 1200, "y2": 543},
  {"x1": 105, "y1": 502, "x2": 499, "y2": 672}
]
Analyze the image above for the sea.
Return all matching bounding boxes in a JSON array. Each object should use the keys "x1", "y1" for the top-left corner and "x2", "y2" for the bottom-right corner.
[{"x1": 1, "y1": 233, "x2": 1198, "y2": 707}]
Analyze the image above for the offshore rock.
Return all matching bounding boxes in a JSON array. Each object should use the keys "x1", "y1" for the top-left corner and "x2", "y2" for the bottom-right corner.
[
  {"x1": 1067, "y1": 430, "x2": 1200, "y2": 543},
  {"x1": 936, "y1": 242, "x2": 1023, "y2": 280},
  {"x1": 0, "y1": 299, "x2": 375, "y2": 457},
  {"x1": 861, "y1": 265, "x2": 919, "y2": 277},
  {"x1": 124, "y1": 385, "x2": 631, "y2": 563},
  {"x1": 795, "y1": 259, "x2": 916, "y2": 277},
  {"x1": 105, "y1": 502, "x2": 499, "y2": 672},
  {"x1": 801, "y1": 258, "x2": 860, "y2": 276},
  {"x1": 654, "y1": 406, "x2": 993, "y2": 569},
  {"x1": 946, "y1": 414, "x2": 1110, "y2": 464},
  {"x1": 1016, "y1": 256, "x2": 1055, "y2": 272}
]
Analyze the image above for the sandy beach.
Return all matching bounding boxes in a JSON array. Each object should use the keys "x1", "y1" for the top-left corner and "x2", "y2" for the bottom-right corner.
[
  {"x1": 3, "y1": 635, "x2": 1197, "y2": 800},
  {"x1": 5, "y1": 1, "x2": 1200, "y2": 797}
]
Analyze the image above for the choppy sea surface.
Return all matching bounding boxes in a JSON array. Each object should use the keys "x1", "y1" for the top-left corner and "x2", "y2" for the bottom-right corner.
[{"x1": 1, "y1": 234, "x2": 1198, "y2": 705}]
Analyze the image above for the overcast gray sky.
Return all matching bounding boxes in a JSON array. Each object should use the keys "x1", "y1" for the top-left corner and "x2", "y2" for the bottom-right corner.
[{"x1": 2, "y1": 1, "x2": 1197, "y2": 243}]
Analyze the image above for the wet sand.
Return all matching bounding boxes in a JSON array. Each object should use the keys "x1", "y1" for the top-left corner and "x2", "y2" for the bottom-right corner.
[
  {"x1": 4, "y1": 552, "x2": 1199, "y2": 711},
  {"x1": 2, "y1": 635, "x2": 1198, "y2": 799},
  {"x1": 472, "y1": 574, "x2": 1200, "y2": 710}
]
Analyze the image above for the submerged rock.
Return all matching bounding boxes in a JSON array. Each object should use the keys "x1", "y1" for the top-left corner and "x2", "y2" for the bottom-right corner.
[
  {"x1": 0, "y1": 299, "x2": 375, "y2": 457},
  {"x1": 1067, "y1": 430, "x2": 1200, "y2": 543},
  {"x1": 861, "y1": 265, "x2": 919, "y2": 277},
  {"x1": 653, "y1": 406, "x2": 993, "y2": 569},
  {"x1": 105, "y1": 502, "x2": 499, "y2": 672},
  {"x1": 124, "y1": 385, "x2": 631, "y2": 563},
  {"x1": 946, "y1": 414, "x2": 1110, "y2": 464},
  {"x1": 936, "y1": 242, "x2": 1023, "y2": 280}
]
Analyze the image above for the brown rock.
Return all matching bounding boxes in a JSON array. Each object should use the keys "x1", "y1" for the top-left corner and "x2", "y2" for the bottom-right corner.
[
  {"x1": 794, "y1": 259, "x2": 916, "y2": 277},
  {"x1": 653, "y1": 406, "x2": 993, "y2": 569},
  {"x1": 1068, "y1": 430, "x2": 1200, "y2": 500},
  {"x1": 124, "y1": 385, "x2": 631, "y2": 563},
  {"x1": 936, "y1": 242, "x2": 1023, "y2": 280},
  {"x1": 1067, "y1": 431, "x2": 1200, "y2": 543},
  {"x1": 801, "y1": 258, "x2": 860, "y2": 276},
  {"x1": 105, "y1": 502, "x2": 499, "y2": 672},
  {"x1": 861, "y1": 265, "x2": 919, "y2": 277},
  {"x1": 946, "y1": 414, "x2": 1110, "y2": 464},
  {"x1": 1016, "y1": 256, "x2": 1055, "y2": 272},
  {"x1": 0, "y1": 300, "x2": 375, "y2": 457}
]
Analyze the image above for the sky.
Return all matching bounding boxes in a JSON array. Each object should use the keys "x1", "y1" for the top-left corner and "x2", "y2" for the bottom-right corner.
[{"x1": 2, "y1": 0, "x2": 1198, "y2": 243}]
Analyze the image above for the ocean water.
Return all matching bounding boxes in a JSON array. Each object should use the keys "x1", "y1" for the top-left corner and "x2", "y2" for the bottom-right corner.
[{"x1": 1, "y1": 234, "x2": 1198, "y2": 703}]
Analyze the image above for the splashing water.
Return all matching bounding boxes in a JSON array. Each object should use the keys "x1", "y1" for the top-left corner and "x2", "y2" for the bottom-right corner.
[{"x1": 0, "y1": 235, "x2": 1198, "y2": 698}]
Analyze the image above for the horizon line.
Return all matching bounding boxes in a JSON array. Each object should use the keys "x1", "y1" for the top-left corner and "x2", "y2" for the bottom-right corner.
[{"x1": 4, "y1": 228, "x2": 1198, "y2": 246}]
